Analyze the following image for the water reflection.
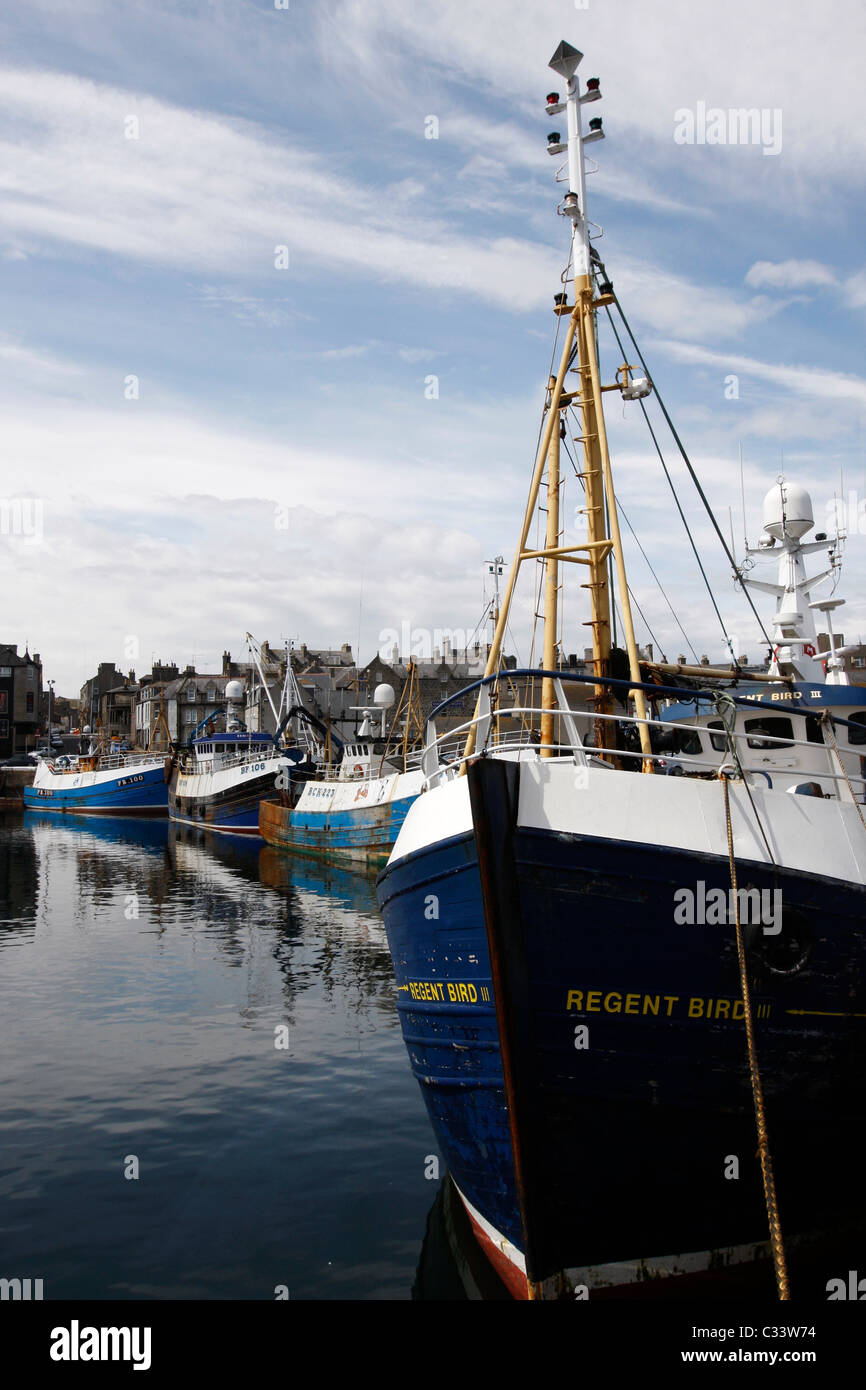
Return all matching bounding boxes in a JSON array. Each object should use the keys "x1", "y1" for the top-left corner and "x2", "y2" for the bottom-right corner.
[{"x1": 0, "y1": 814, "x2": 434, "y2": 1299}]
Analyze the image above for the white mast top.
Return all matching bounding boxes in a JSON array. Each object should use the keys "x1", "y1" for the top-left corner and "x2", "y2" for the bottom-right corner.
[
  {"x1": 739, "y1": 480, "x2": 846, "y2": 682},
  {"x1": 547, "y1": 41, "x2": 603, "y2": 282}
]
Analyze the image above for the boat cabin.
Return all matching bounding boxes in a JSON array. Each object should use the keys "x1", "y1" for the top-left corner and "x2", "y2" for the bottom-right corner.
[
  {"x1": 658, "y1": 682, "x2": 866, "y2": 800},
  {"x1": 190, "y1": 731, "x2": 277, "y2": 771}
]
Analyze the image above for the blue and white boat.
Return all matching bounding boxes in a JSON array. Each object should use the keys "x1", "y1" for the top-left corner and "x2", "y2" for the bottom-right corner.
[
  {"x1": 168, "y1": 674, "x2": 300, "y2": 837},
  {"x1": 24, "y1": 748, "x2": 169, "y2": 816},
  {"x1": 376, "y1": 41, "x2": 866, "y2": 1301},
  {"x1": 259, "y1": 679, "x2": 424, "y2": 867}
]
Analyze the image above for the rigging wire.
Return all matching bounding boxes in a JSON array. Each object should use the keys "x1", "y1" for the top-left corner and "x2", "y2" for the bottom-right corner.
[
  {"x1": 597, "y1": 296, "x2": 737, "y2": 657},
  {"x1": 596, "y1": 269, "x2": 775, "y2": 653},
  {"x1": 561, "y1": 425, "x2": 690, "y2": 663}
]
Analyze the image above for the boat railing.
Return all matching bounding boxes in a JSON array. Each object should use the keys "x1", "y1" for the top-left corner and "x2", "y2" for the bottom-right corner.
[
  {"x1": 421, "y1": 668, "x2": 866, "y2": 801},
  {"x1": 45, "y1": 751, "x2": 166, "y2": 773}
]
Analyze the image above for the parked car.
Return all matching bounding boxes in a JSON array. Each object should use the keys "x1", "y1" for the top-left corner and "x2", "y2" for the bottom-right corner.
[{"x1": 0, "y1": 753, "x2": 33, "y2": 768}]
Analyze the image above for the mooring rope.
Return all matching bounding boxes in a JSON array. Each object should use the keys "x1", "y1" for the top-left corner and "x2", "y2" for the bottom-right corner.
[{"x1": 721, "y1": 771, "x2": 790, "y2": 1300}]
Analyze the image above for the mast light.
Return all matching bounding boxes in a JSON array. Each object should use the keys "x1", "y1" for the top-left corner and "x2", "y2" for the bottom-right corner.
[
  {"x1": 546, "y1": 91, "x2": 565, "y2": 115},
  {"x1": 583, "y1": 116, "x2": 605, "y2": 145},
  {"x1": 580, "y1": 78, "x2": 602, "y2": 104},
  {"x1": 548, "y1": 40, "x2": 583, "y2": 80},
  {"x1": 547, "y1": 131, "x2": 567, "y2": 154},
  {"x1": 621, "y1": 376, "x2": 652, "y2": 401},
  {"x1": 562, "y1": 190, "x2": 580, "y2": 220}
]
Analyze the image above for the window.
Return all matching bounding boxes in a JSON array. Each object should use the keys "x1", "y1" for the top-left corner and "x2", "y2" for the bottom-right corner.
[
  {"x1": 26, "y1": 692, "x2": 34, "y2": 713},
  {"x1": 183, "y1": 707, "x2": 197, "y2": 724},
  {"x1": 745, "y1": 716, "x2": 794, "y2": 749},
  {"x1": 707, "y1": 720, "x2": 727, "y2": 752},
  {"x1": 185, "y1": 685, "x2": 197, "y2": 702},
  {"x1": 673, "y1": 727, "x2": 703, "y2": 756},
  {"x1": 206, "y1": 685, "x2": 216, "y2": 703},
  {"x1": 847, "y1": 712, "x2": 866, "y2": 747},
  {"x1": 0, "y1": 719, "x2": 7, "y2": 736}
]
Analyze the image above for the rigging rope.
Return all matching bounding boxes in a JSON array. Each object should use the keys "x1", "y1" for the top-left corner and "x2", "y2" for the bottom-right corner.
[
  {"x1": 721, "y1": 773, "x2": 790, "y2": 1301},
  {"x1": 597, "y1": 279, "x2": 775, "y2": 654}
]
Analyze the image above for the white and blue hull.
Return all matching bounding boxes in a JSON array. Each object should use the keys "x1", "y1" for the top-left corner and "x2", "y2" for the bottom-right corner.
[{"x1": 24, "y1": 759, "x2": 169, "y2": 815}]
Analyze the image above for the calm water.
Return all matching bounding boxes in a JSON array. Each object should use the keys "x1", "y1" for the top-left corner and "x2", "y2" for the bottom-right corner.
[{"x1": 0, "y1": 813, "x2": 444, "y2": 1300}]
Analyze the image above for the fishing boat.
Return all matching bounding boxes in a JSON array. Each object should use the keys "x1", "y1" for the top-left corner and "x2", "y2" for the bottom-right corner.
[
  {"x1": 23, "y1": 744, "x2": 169, "y2": 816},
  {"x1": 168, "y1": 638, "x2": 305, "y2": 837},
  {"x1": 375, "y1": 41, "x2": 866, "y2": 1300},
  {"x1": 259, "y1": 665, "x2": 424, "y2": 868}
]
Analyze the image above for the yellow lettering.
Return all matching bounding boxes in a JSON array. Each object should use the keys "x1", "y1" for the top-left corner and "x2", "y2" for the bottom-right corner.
[
  {"x1": 688, "y1": 997, "x2": 704, "y2": 1017},
  {"x1": 603, "y1": 991, "x2": 622, "y2": 1013},
  {"x1": 624, "y1": 993, "x2": 640, "y2": 1016},
  {"x1": 447, "y1": 983, "x2": 457, "y2": 1002},
  {"x1": 586, "y1": 991, "x2": 602, "y2": 1012},
  {"x1": 663, "y1": 995, "x2": 678, "y2": 1016},
  {"x1": 642, "y1": 995, "x2": 660, "y2": 1016},
  {"x1": 467, "y1": 983, "x2": 478, "y2": 1003},
  {"x1": 733, "y1": 1000, "x2": 745, "y2": 1020},
  {"x1": 566, "y1": 990, "x2": 584, "y2": 1012},
  {"x1": 458, "y1": 983, "x2": 469, "y2": 1003},
  {"x1": 715, "y1": 999, "x2": 730, "y2": 1019}
]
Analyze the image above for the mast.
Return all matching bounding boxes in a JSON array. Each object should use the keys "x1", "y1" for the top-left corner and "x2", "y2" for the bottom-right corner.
[
  {"x1": 540, "y1": 393, "x2": 561, "y2": 755},
  {"x1": 462, "y1": 40, "x2": 653, "y2": 768}
]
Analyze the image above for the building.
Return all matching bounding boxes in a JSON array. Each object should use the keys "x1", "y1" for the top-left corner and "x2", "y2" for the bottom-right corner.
[
  {"x1": 0, "y1": 645, "x2": 43, "y2": 757},
  {"x1": 135, "y1": 662, "x2": 180, "y2": 748},
  {"x1": 162, "y1": 669, "x2": 230, "y2": 744}
]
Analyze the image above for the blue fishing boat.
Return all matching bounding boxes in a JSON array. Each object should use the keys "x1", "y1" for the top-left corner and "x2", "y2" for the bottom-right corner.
[
  {"x1": 376, "y1": 41, "x2": 866, "y2": 1300},
  {"x1": 24, "y1": 748, "x2": 169, "y2": 816},
  {"x1": 259, "y1": 673, "x2": 425, "y2": 867}
]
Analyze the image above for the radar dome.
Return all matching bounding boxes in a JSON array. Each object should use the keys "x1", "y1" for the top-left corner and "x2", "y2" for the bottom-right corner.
[
  {"x1": 763, "y1": 480, "x2": 814, "y2": 541},
  {"x1": 224, "y1": 679, "x2": 245, "y2": 702},
  {"x1": 373, "y1": 683, "x2": 396, "y2": 707},
  {"x1": 82, "y1": 725, "x2": 91, "y2": 736}
]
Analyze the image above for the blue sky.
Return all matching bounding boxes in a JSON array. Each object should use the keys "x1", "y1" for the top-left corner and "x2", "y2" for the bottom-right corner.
[{"x1": 2, "y1": 0, "x2": 865, "y2": 694}]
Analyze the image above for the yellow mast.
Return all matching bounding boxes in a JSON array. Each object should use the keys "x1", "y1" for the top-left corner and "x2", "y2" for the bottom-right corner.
[
  {"x1": 462, "y1": 43, "x2": 654, "y2": 772},
  {"x1": 540, "y1": 385, "x2": 561, "y2": 756}
]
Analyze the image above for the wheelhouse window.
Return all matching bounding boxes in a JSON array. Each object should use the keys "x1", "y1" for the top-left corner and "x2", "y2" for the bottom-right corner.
[
  {"x1": 707, "y1": 720, "x2": 727, "y2": 752},
  {"x1": 745, "y1": 716, "x2": 795, "y2": 749},
  {"x1": 846, "y1": 711, "x2": 866, "y2": 746},
  {"x1": 673, "y1": 727, "x2": 702, "y2": 756}
]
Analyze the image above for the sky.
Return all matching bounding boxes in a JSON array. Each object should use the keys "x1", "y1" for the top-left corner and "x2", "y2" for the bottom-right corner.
[{"x1": 2, "y1": 0, "x2": 865, "y2": 695}]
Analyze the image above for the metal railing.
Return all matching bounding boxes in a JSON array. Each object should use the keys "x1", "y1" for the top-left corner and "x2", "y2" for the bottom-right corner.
[{"x1": 419, "y1": 668, "x2": 866, "y2": 801}]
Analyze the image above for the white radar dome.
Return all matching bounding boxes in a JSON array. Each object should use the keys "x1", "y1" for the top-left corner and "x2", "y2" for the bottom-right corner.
[
  {"x1": 373, "y1": 683, "x2": 396, "y2": 707},
  {"x1": 763, "y1": 480, "x2": 814, "y2": 541},
  {"x1": 224, "y1": 680, "x2": 245, "y2": 702}
]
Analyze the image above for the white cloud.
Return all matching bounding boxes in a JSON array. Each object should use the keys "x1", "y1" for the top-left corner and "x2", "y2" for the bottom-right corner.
[
  {"x1": 745, "y1": 259, "x2": 838, "y2": 290},
  {"x1": 0, "y1": 67, "x2": 558, "y2": 313},
  {"x1": 651, "y1": 339, "x2": 866, "y2": 406}
]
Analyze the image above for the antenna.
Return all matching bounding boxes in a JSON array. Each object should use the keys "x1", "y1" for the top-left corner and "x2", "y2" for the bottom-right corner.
[{"x1": 739, "y1": 442, "x2": 748, "y2": 551}]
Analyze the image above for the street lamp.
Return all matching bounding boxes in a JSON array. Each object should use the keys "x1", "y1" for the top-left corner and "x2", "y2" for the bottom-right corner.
[{"x1": 47, "y1": 680, "x2": 55, "y2": 746}]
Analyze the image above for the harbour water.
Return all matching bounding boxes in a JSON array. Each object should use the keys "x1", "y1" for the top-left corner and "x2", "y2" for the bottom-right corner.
[{"x1": 0, "y1": 814, "x2": 449, "y2": 1300}]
